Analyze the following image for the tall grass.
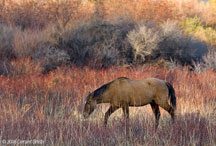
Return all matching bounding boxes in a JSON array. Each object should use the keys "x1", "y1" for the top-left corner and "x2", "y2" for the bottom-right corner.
[
  {"x1": 0, "y1": 66, "x2": 215, "y2": 145},
  {"x1": 0, "y1": 0, "x2": 215, "y2": 145}
]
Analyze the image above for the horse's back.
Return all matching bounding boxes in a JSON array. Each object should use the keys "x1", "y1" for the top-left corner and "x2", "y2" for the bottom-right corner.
[
  {"x1": 139, "y1": 78, "x2": 168, "y2": 98},
  {"x1": 108, "y1": 77, "x2": 168, "y2": 106},
  {"x1": 128, "y1": 78, "x2": 166, "y2": 90},
  {"x1": 142, "y1": 78, "x2": 169, "y2": 105}
]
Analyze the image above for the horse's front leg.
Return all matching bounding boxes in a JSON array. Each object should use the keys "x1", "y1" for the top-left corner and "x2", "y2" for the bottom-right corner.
[
  {"x1": 104, "y1": 105, "x2": 119, "y2": 125},
  {"x1": 122, "y1": 105, "x2": 130, "y2": 127},
  {"x1": 122, "y1": 105, "x2": 129, "y2": 120},
  {"x1": 122, "y1": 105, "x2": 130, "y2": 138}
]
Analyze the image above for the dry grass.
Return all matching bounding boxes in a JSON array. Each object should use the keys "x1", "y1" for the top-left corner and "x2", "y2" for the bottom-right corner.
[
  {"x1": 0, "y1": 0, "x2": 215, "y2": 29},
  {"x1": 0, "y1": 0, "x2": 215, "y2": 145},
  {"x1": 101, "y1": 0, "x2": 177, "y2": 23},
  {"x1": 0, "y1": 0, "x2": 94, "y2": 29},
  {"x1": 0, "y1": 65, "x2": 215, "y2": 145}
]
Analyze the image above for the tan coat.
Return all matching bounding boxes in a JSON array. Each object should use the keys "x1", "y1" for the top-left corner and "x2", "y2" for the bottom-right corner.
[
  {"x1": 83, "y1": 77, "x2": 176, "y2": 126},
  {"x1": 101, "y1": 78, "x2": 169, "y2": 107}
]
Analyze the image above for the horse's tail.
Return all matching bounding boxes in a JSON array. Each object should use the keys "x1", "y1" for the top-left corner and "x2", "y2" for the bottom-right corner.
[{"x1": 165, "y1": 82, "x2": 176, "y2": 110}]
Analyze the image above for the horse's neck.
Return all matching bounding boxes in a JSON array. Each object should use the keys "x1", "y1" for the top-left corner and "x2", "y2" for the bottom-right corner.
[
  {"x1": 93, "y1": 87, "x2": 110, "y2": 104},
  {"x1": 95, "y1": 94, "x2": 108, "y2": 104}
]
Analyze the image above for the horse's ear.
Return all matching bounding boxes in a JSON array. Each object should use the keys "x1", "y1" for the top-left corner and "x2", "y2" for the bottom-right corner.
[{"x1": 85, "y1": 92, "x2": 91, "y2": 102}]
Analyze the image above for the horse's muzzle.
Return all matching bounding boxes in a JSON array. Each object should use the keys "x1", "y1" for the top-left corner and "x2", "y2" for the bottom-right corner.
[{"x1": 83, "y1": 113, "x2": 89, "y2": 119}]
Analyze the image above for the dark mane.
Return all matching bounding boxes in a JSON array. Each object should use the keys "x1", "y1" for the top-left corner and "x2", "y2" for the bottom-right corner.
[
  {"x1": 93, "y1": 77, "x2": 129, "y2": 99},
  {"x1": 93, "y1": 82, "x2": 111, "y2": 98}
]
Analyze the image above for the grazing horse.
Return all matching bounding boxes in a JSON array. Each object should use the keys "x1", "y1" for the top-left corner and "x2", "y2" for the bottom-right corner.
[{"x1": 83, "y1": 77, "x2": 176, "y2": 128}]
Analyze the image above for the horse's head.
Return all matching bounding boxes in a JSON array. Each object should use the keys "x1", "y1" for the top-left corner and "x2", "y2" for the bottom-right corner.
[{"x1": 83, "y1": 92, "x2": 97, "y2": 118}]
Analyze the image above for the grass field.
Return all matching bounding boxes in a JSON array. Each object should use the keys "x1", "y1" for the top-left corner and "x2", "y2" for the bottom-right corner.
[
  {"x1": 0, "y1": 65, "x2": 215, "y2": 145},
  {"x1": 0, "y1": 0, "x2": 216, "y2": 145}
]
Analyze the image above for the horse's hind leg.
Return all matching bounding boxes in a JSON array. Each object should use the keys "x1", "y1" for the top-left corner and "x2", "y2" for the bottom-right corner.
[
  {"x1": 104, "y1": 105, "x2": 119, "y2": 125},
  {"x1": 158, "y1": 101, "x2": 175, "y2": 122},
  {"x1": 150, "y1": 101, "x2": 160, "y2": 129}
]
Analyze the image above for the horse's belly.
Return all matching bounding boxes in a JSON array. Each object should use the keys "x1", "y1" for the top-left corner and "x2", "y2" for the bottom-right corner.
[{"x1": 129, "y1": 97, "x2": 152, "y2": 106}]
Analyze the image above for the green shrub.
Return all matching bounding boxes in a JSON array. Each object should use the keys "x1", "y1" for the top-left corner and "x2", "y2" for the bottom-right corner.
[
  {"x1": 194, "y1": 50, "x2": 216, "y2": 73},
  {"x1": 0, "y1": 24, "x2": 15, "y2": 75},
  {"x1": 127, "y1": 20, "x2": 208, "y2": 65},
  {"x1": 127, "y1": 23, "x2": 161, "y2": 63},
  {"x1": 0, "y1": 18, "x2": 211, "y2": 74},
  {"x1": 38, "y1": 46, "x2": 70, "y2": 73},
  {"x1": 159, "y1": 20, "x2": 207, "y2": 65},
  {"x1": 0, "y1": 24, "x2": 14, "y2": 60},
  {"x1": 56, "y1": 19, "x2": 134, "y2": 68},
  {"x1": 202, "y1": 50, "x2": 216, "y2": 71},
  {"x1": 181, "y1": 17, "x2": 216, "y2": 47},
  {"x1": 12, "y1": 26, "x2": 71, "y2": 73},
  {"x1": 13, "y1": 29, "x2": 48, "y2": 58}
]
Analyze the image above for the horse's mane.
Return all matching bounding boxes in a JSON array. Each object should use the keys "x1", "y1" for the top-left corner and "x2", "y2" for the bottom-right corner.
[
  {"x1": 93, "y1": 82, "x2": 111, "y2": 98},
  {"x1": 93, "y1": 77, "x2": 129, "y2": 99}
]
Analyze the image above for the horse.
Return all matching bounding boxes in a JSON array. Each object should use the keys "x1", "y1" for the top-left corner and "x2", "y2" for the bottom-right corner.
[{"x1": 83, "y1": 77, "x2": 176, "y2": 128}]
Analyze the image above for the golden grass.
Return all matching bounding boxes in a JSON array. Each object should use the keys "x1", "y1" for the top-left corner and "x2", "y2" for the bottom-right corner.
[
  {"x1": 0, "y1": 0, "x2": 94, "y2": 29},
  {"x1": 0, "y1": 65, "x2": 215, "y2": 145},
  {"x1": 0, "y1": 0, "x2": 215, "y2": 29},
  {"x1": 101, "y1": 0, "x2": 177, "y2": 23},
  {"x1": 0, "y1": 0, "x2": 215, "y2": 145}
]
